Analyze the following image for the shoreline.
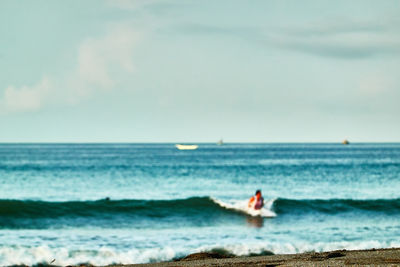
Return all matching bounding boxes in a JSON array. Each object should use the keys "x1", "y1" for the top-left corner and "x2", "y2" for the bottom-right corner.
[{"x1": 106, "y1": 247, "x2": 400, "y2": 267}]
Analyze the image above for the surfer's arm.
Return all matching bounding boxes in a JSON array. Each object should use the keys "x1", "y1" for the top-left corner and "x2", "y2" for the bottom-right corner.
[{"x1": 248, "y1": 196, "x2": 255, "y2": 207}]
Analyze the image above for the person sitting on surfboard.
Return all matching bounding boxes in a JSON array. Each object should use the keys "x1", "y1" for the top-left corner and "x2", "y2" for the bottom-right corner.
[{"x1": 248, "y1": 190, "x2": 264, "y2": 210}]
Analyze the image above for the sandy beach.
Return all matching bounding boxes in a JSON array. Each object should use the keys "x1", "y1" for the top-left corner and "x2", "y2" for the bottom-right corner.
[{"x1": 108, "y1": 248, "x2": 400, "y2": 267}]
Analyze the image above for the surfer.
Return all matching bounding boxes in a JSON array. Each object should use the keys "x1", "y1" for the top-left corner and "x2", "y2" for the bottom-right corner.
[{"x1": 248, "y1": 190, "x2": 264, "y2": 210}]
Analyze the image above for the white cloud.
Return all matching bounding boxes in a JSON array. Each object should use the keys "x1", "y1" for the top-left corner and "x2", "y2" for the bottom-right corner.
[
  {"x1": 0, "y1": 24, "x2": 139, "y2": 114},
  {"x1": 1, "y1": 77, "x2": 51, "y2": 113},
  {"x1": 78, "y1": 25, "x2": 137, "y2": 88}
]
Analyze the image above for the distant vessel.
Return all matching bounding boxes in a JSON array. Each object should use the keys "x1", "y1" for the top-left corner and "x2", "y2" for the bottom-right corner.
[
  {"x1": 175, "y1": 144, "x2": 198, "y2": 150},
  {"x1": 217, "y1": 139, "x2": 223, "y2": 146},
  {"x1": 342, "y1": 139, "x2": 350, "y2": 145}
]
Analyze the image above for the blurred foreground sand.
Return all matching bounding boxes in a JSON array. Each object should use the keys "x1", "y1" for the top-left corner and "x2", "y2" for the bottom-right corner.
[{"x1": 103, "y1": 247, "x2": 400, "y2": 267}]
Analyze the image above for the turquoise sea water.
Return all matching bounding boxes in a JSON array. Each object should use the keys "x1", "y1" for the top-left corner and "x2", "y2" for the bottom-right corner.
[{"x1": 0, "y1": 143, "x2": 399, "y2": 265}]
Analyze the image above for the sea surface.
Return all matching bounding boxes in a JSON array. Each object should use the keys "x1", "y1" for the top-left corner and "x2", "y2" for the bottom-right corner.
[{"x1": 0, "y1": 143, "x2": 399, "y2": 266}]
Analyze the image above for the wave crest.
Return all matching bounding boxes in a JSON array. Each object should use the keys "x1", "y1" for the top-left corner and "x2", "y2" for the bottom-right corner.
[{"x1": 1, "y1": 197, "x2": 399, "y2": 229}]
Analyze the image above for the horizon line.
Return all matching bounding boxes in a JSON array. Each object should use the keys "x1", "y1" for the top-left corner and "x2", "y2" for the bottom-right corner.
[{"x1": 0, "y1": 141, "x2": 399, "y2": 144}]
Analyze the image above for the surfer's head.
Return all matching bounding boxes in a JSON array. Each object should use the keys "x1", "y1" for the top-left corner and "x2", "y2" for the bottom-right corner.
[{"x1": 255, "y1": 189, "x2": 261, "y2": 196}]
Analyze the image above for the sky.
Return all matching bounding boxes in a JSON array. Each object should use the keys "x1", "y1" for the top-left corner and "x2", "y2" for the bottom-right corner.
[{"x1": 0, "y1": 0, "x2": 399, "y2": 142}]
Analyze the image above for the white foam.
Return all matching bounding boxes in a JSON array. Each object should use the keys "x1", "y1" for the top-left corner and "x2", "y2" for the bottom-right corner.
[
  {"x1": 0, "y1": 245, "x2": 179, "y2": 266},
  {"x1": 211, "y1": 197, "x2": 277, "y2": 217},
  {"x1": 196, "y1": 240, "x2": 400, "y2": 257},
  {"x1": 0, "y1": 240, "x2": 398, "y2": 266}
]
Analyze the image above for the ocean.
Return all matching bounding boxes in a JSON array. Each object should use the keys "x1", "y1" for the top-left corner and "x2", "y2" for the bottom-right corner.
[{"x1": 0, "y1": 143, "x2": 399, "y2": 266}]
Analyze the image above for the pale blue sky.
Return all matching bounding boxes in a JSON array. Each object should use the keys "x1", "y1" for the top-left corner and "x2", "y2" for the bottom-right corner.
[{"x1": 1, "y1": 0, "x2": 399, "y2": 142}]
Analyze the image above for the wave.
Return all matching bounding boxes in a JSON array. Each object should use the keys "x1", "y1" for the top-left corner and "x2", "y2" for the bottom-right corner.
[
  {"x1": 274, "y1": 198, "x2": 400, "y2": 215},
  {"x1": 0, "y1": 197, "x2": 238, "y2": 229},
  {"x1": 1, "y1": 197, "x2": 399, "y2": 229}
]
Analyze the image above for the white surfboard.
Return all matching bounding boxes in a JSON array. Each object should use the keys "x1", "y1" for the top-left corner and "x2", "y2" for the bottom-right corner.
[{"x1": 212, "y1": 198, "x2": 276, "y2": 218}]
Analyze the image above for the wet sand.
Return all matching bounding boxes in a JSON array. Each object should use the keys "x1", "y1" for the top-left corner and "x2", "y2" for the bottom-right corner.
[{"x1": 108, "y1": 247, "x2": 400, "y2": 267}]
